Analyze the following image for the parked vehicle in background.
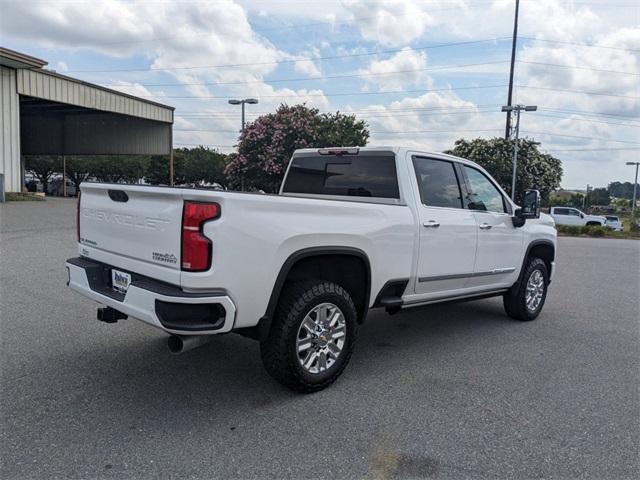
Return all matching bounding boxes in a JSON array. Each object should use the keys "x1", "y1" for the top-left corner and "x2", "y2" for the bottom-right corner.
[
  {"x1": 66, "y1": 147, "x2": 557, "y2": 392},
  {"x1": 605, "y1": 216, "x2": 623, "y2": 231},
  {"x1": 550, "y1": 207, "x2": 607, "y2": 227}
]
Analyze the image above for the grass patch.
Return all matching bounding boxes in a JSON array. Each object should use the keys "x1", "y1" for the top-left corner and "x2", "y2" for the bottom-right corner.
[
  {"x1": 556, "y1": 224, "x2": 639, "y2": 239},
  {"x1": 4, "y1": 192, "x2": 46, "y2": 202}
]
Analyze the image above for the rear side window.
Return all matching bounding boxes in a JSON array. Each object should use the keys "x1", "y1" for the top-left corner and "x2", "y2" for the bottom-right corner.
[
  {"x1": 554, "y1": 208, "x2": 569, "y2": 215},
  {"x1": 412, "y1": 157, "x2": 463, "y2": 209},
  {"x1": 282, "y1": 153, "x2": 399, "y2": 199}
]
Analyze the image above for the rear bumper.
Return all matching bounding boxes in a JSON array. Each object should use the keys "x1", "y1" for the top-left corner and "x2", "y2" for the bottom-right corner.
[{"x1": 65, "y1": 257, "x2": 236, "y2": 335}]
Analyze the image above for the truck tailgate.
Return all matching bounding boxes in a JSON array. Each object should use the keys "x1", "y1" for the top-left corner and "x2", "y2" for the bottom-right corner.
[{"x1": 79, "y1": 183, "x2": 183, "y2": 284}]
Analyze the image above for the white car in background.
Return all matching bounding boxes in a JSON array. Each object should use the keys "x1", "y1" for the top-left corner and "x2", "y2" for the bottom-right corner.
[
  {"x1": 549, "y1": 207, "x2": 607, "y2": 227},
  {"x1": 605, "y1": 216, "x2": 623, "y2": 231}
]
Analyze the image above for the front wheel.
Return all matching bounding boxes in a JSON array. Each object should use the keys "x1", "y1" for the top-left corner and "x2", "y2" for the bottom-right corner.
[
  {"x1": 503, "y1": 257, "x2": 549, "y2": 321},
  {"x1": 260, "y1": 280, "x2": 358, "y2": 392}
]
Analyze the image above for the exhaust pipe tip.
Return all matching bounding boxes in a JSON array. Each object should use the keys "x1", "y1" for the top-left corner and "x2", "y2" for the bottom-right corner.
[
  {"x1": 167, "y1": 334, "x2": 214, "y2": 354},
  {"x1": 167, "y1": 335, "x2": 184, "y2": 354}
]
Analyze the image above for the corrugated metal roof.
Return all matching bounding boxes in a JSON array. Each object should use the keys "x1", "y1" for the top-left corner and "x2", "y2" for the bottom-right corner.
[
  {"x1": 16, "y1": 68, "x2": 174, "y2": 123},
  {"x1": 0, "y1": 47, "x2": 47, "y2": 69}
]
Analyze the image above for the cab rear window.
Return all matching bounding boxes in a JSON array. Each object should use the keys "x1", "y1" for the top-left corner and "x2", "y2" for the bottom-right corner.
[{"x1": 282, "y1": 153, "x2": 399, "y2": 199}]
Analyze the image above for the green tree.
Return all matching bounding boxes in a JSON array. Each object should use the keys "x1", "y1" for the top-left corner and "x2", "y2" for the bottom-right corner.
[
  {"x1": 225, "y1": 104, "x2": 369, "y2": 192},
  {"x1": 589, "y1": 187, "x2": 610, "y2": 206},
  {"x1": 608, "y1": 181, "x2": 639, "y2": 200},
  {"x1": 145, "y1": 153, "x2": 185, "y2": 185},
  {"x1": 24, "y1": 155, "x2": 61, "y2": 193},
  {"x1": 445, "y1": 137, "x2": 563, "y2": 204},
  {"x1": 179, "y1": 147, "x2": 228, "y2": 188},
  {"x1": 64, "y1": 156, "x2": 94, "y2": 192},
  {"x1": 88, "y1": 155, "x2": 149, "y2": 184}
]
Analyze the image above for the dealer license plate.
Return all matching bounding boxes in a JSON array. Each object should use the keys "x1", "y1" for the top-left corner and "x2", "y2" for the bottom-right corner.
[{"x1": 111, "y1": 269, "x2": 132, "y2": 293}]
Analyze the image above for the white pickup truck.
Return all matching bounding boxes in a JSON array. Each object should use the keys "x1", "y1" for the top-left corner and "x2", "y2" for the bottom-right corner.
[
  {"x1": 549, "y1": 206, "x2": 607, "y2": 227},
  {"x1": 66, "y1": 147, "x2": 557, "y2": 391}
]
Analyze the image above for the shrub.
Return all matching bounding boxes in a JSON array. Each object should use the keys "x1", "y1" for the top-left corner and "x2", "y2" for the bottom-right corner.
[
  {"x1": 5, "y1": 192, "x2": 45, "y2": 201},
  {"x1": 556, "y1": 225, "x2": 582, "y2": 235},
  {"x1": 583, "y1": 225, "x2": 607, "y2": 237}
]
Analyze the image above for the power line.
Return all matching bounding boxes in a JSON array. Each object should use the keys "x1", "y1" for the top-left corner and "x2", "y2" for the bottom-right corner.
[
  {"x1": 533, "y1": 112, "x2": 640, "y2": 127},
  {"x1": 516, "y1": 85, "x2": 640, "y2": 99},
  {"x1": 520, "y1": 131, "x2": 640, "y2": 145},
  {"x1": 519, "y1": 36, "x2": 640, "y2": 53},
  {"x1": 519, "y1": 60, "x2": 640, "y2": 76},
  {"x1": 539, "y1": 107, "x2": 640, "y2": 119},
  {"x1": 103, "y1": 60, "x2": 510, "y2": 88},
  {"x1": 56, "y1": 2, "x2": 498, "y2": 49},
  {"x1": 139, "y1": 83, "x2": 638, "y2": 100},
  {"x1": 544, "y1": 147, "x2": 640, "y2": 152},
  {"x1": 100, "y1": 57, "x2": 638, "y2": 91},
  {"x1": 141, "y1": 84, "x2": 509, "y2": 99},
  {"x1": 65, "y1": 37, "x2": 511, "y2": 73}
]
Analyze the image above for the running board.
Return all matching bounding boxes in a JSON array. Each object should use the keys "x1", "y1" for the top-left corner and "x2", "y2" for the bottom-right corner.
[{"x1": 401, "y1": 289, "x2": 508, "y2": 310}]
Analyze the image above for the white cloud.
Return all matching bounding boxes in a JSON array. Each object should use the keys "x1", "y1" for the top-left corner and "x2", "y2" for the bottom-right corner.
[
  {"x1": 342, "y1": 0, "x2": 434, "y2": 47},
  {"x1": 352, "y1": 90, "x2": 486, "y2": 150},
  {"x1": 358, "y1": 47, "x2": 432, "y2": 91}
]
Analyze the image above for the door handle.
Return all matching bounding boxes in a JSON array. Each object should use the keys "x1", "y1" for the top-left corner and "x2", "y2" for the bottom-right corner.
[
  {"x1": 423, "y1": 220, "x2": 440, "y2": 228},
  {"x1": 479, "y1": 223, "x2": 492, "y2": 230}
]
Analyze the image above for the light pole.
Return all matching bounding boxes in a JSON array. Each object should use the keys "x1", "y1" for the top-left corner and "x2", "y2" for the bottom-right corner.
[
  {"x1": 501, "y1": 104, "x2": 537, "y2": 201},
  {"x1": 228, "y1": 98, "x2": 259, "y2": 132},
  {"x1": 626, "y1": 161, "x2": 640, "y2": 217}
]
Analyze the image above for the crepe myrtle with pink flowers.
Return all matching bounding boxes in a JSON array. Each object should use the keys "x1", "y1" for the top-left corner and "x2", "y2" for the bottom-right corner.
[{"x1": 225, "y1": 104, "x2": 369, "y2": 193}]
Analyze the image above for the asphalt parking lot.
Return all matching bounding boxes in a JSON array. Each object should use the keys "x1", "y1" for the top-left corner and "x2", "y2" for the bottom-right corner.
[{"x1": 1, "y1": 197, "x2": 639, "y2": 480}]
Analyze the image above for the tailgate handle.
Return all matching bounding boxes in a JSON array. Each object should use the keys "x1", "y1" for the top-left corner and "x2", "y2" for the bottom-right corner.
[{"x1": 108, "y1": 190, "x2": 129, "y2": 203}]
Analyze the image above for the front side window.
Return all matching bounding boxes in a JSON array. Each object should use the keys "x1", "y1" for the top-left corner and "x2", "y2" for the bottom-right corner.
[
  {"x1": 568, "y1": 209, "x2": 581, "y2": 216},
  {"x1": 412, "y1": 157, "x2": 463, "y2": 209},
  {"x1": 463, "y1": 166, "x2": 506, "y2": 213},
  {"x1": 282, "y1": 153, "x2": 399, "y2": 199}
]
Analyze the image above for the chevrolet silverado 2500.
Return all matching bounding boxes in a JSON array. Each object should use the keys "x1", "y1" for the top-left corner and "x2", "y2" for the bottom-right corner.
[{"x1": 66, "y1": 147, "x2": 557, "y2": 391}]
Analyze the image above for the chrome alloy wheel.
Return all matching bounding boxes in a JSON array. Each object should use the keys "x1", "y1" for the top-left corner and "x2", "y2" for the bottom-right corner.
[
  {"x1": 296, "y1": 302, "x2": 346, "y2": 374},
  {"x1": 525, "y1": 270, "x2": 545, "y2": 313}
]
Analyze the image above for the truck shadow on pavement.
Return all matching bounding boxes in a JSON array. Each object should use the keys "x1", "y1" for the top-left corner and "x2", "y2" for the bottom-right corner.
[{"x1": 87, "y1": 298, "x2": 521, "y2": 411}]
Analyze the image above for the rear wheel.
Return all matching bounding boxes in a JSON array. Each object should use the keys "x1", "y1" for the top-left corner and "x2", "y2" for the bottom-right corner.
[
  {"x1": 503, "y1": 257, "x2": 549, "y2": 321},
  {"x1": 260, "y1": 280, "x2": 358, "y2": 392}
]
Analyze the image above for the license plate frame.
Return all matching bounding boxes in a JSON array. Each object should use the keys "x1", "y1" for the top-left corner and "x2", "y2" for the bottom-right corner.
[{"x1": 111, "y1": 269, "x2": 132, "y2": 293}]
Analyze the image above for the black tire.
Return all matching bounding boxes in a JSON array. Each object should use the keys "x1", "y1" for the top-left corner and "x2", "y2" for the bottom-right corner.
[
  {"x1": 503, "y1": 257, "x2": 549, "y2": 321},
  {"x1": 260, "y1": 280, "x2": 358, "y2": 392}
]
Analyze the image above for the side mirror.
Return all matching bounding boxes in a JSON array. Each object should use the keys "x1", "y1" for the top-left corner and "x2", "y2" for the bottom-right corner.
[
  {"x1": 521, "y1": 189, "x2": 541, "y2": 219},
  {"x1": 580, "y1": 213, "x2": 584, "y2": 219},
  {"x1": 513, "y1": 189, "x2": 540, "y2": 227}
]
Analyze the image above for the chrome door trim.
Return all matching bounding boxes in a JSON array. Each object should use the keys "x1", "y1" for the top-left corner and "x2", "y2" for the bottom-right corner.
[{"x1": 418, "y1": 267, "x2": 516, "y2": 283}]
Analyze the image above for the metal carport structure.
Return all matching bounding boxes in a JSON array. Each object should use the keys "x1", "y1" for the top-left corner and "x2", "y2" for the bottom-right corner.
[{"x1": 1, "y1": 47, "x2": 174, "y2": 195}]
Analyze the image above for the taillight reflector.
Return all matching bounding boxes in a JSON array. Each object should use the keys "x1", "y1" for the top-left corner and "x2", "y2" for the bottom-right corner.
[{"x1": 181, "y1": 201, "x2": 220, "y2": 272}]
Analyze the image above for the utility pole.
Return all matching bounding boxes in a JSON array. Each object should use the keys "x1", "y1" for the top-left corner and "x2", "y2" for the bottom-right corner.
[
  {"x1": 62, "y1": 155, "x2": 67, "y2": 197},
  {"x1": 505, "y1": 0, "x2": 520, "y2": 138},
  {"x1": 627, "y1": 161, "x2": 640, "y2": 217},
  {"x1": 229, "y1": 99, "x2": 259, "y2": 191},
  {"x1": 501, "y1": 104, "x2": 537, "y2": 200},
  {"x1": 583, "y1": 184, "x2": 590, "y2": 210}
]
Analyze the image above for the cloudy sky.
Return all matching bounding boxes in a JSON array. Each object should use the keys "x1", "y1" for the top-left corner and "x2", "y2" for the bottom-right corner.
[{"x1": 1, "y1": 0, "x2": 638, "y2": 188}]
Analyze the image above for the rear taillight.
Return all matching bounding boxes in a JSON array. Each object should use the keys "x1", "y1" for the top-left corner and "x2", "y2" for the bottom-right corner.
[
  {"x1": 76, "y1": 191, "x2": 81, "y2": 243},
  {"x1": 181, "y1": 201, "x2": 220, "y2": 272}
]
